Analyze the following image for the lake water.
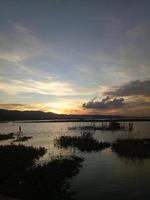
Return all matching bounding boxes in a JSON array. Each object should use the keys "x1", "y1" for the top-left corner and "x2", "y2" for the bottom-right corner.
[{"x1": 0, "y1": 121, "x2": 150, "y2": 200}]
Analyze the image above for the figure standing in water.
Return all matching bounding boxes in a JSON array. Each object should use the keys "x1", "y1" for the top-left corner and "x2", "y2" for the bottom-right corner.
[
  {"x1": 19, "y1": 126, "x2": 21, "y2": 133},
  {"x1": 128, "y1": 122, "x2": 134, "y2": 132},
  {"x1": 17, "y1": 126, "x2": 22, "y2": 139}
]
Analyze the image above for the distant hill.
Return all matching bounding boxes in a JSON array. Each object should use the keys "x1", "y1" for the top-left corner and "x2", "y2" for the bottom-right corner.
[
  {"x1": 0, "y1": 109, "x2": 125, "y2": 121},
  {"x1": 0, "y1": 109, "x2": 60, "y2": 121}
]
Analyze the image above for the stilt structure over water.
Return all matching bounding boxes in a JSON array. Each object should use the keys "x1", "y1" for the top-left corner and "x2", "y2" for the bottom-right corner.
[{"x1": 68, "y1": 121, "x2": 126, "y2": 131}]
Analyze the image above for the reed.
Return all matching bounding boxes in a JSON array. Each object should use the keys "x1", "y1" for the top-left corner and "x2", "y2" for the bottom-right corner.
[
  {"x1": 56, "y1": 133, "x2": 110, "y2": 152},
  {"x1": 0, "y1": 144, "x2": 83, "y2": 200},
  {"x1": 0, "y1": 133, "x2": 14, "y2": 141},
  {"x1": 13, "y1": 136, "x2": 32, "y2": 142},
  {"x1": 112, "y1": 138, "x2": 150, "y2": 159}
]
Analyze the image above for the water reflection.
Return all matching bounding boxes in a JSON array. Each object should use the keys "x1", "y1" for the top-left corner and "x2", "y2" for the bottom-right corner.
[{"x1": 0, "y1": 121, "x2": 150, "y2": 199}]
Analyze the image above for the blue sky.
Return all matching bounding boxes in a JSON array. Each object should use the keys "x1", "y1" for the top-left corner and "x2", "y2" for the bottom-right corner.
[{"x1": 0, "y1": 0, "x2": 150, "y2": 115}]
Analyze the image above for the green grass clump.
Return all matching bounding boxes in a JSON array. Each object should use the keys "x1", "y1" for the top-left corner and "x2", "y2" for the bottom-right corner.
[
  {"x1": 112, "y1": 138, "x2": 150, "y2": 159},
  {"x1": 56, "y1": 135, "x2": 110, "y2": 152}
]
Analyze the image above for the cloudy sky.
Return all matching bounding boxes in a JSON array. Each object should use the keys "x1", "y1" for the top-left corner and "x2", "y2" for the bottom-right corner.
[{"x1": 0, "y1": 0, "x2": 150, "y2": 116}]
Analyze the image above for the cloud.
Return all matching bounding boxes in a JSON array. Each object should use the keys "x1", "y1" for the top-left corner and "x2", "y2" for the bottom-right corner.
[
  {"x1": 0, "y1": 99, "x2": 85, "y2": 114},
  {"x1": 0, "y1": 103, "x2": 27, "y2": 110},
  {"x1": 0, "y1": 78, "x2": 75, "y2": 96},
  {"x1": 105, "y1": 79, "x2": 150, "y2": 97},
  {"x1": 0, "y1": 103, "x2": 45, "y2": 111},
  {"x1": 0, "y1": 77, "x2": 98, "y2": 97},
  {"x1": 126, "y1": 24, "x2": 150, "y2": 40},
  {"x1": 0, "y1": 23, "x2": 53, "y2": 82},
  {"x1": 0, "y1": 24, "x2": 42, "y2": 62},
  {"x1": 82, "y1": 96, "x2": 126, "y2": 111}
]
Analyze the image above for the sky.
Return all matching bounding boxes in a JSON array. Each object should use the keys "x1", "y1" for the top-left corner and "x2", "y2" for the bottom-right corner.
[{"x1": 0, "y1": 0, "x2": 150, "y2": 116}]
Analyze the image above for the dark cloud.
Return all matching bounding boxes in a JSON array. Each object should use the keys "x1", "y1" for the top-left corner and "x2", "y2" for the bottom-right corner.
[
  {"x1": 83, "y1": 96, "x2": 126, "y2": 110},
  {"x1": 0, "y1": 104, "x2": 27, "y2": 109},
  {"x1": 131, "y1": 100, "x2": 150, "y2": 107},
  {"x1": 0, "y1": 104, "x2": 26, "y2": 107},
  {"x1": 105, "y1": 79, "x2": 150, "y2": 97}
]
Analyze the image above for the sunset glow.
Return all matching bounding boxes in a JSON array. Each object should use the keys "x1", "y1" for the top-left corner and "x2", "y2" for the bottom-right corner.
[{"x1": 0, "y1": 1, "x2": 150, "y2": 116}]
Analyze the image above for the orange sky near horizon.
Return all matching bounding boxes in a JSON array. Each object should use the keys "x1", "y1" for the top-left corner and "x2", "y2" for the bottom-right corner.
[{"x1": 0, "y1": 1, "x2": 150, "y2": 117}]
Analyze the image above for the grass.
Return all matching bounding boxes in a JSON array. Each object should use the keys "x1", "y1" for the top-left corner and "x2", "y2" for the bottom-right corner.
[
  {"x1": 20, "y1": 156, "x2": 83, "y2": 200},
  {"x1": 56, "y1": 133, "x2": 110, "y2": 152},
  {"x1": 13, "y1": 136, "x2": 32, "y2": 142},
  {"x1": 68, "y1": 123, "x2": 125, "y2": 131},
  {"x1": 0, "y1": 133, "x2": 15, "y2": 141},
  {"x1": 112, "y1": 138, "x2": 150, "y2": 159},
  {"x1": 0, "y1": 144, "x2": 83, "y2": 200},
  {"x1": 0, "y1": 194, "x2": 19, "y2": 200},
  {"x1": 0, "y1": 145, "x2": 46, "y2": 198}
]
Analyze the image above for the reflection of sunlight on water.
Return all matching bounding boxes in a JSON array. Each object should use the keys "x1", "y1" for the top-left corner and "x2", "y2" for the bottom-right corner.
[
  {"x1": 0, "y1": 121, "x2": 150, "y2": 162},
  {"x1": 101, "y1": 147, "x2": 112, "y2": 155},
  {"x1": 0, "y1": 122, "x2": 84, "y2": 163},
  {"x1": 0, "y1": 121, "x2": 150, "y2": 199}
]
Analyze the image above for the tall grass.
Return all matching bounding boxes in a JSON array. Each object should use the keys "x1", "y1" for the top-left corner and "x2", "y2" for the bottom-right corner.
[
  {"x1": 112, "y1": 138, "x2": 150, "y2": 159},
  {"x1": 56, "y1": 131, "x2": 110, "y2": 152},
  {"x1": 0, "y1": 145, "x2": 83, "y2": 200},
  {"x1": 0, "y1": 133, "x2": 14, "y2": 141}
]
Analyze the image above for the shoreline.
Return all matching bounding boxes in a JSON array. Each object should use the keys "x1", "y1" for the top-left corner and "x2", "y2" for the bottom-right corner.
[{"x1": 0, "y1": 118, "x2": 150, "y2": 123}]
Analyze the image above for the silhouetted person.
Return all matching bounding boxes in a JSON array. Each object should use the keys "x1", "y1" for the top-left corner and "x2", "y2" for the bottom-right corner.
[
  {"x1": 17, "y1": 126, "x2": 22, "y2": 139},
  {"x1": 128, "y1": 122, "x2": 133, "y2": 132},
  {"x1": 19, "y1": 126, "x2": 21, "y2": 133}
]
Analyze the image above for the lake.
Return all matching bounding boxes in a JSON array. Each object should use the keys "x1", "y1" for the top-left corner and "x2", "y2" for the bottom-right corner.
[{"x1": 0, "y1": 121, "x2": 150, "y2": 200}]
